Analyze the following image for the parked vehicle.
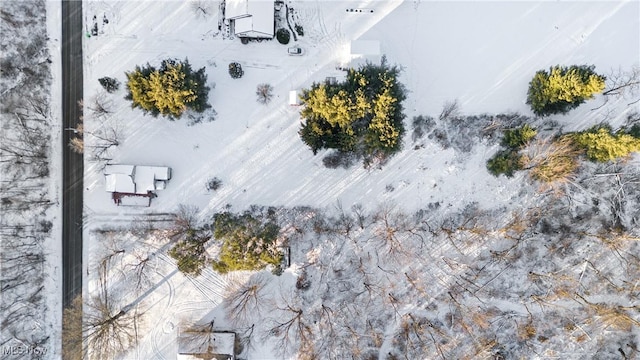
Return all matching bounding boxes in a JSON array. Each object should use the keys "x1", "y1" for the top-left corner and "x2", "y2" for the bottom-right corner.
[{"x1": 288, "y1": 46, "x2": 304, "y2": 56}]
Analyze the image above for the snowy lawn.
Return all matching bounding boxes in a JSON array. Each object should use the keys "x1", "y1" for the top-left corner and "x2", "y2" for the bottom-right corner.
[{"x1": 80, "y1": 1, "x2": 639, "y2": 359}]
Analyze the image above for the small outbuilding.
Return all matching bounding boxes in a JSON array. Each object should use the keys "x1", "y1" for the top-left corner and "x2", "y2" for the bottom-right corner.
[
  {"x1": 225, "y1": 0, "x2": 275, "y2": 39},
  {"x1": 289, "y1": 90, "x2": 301, "y2": 106},
  {"x1": 177, "y1": 329, "x2": 236, "y2": 360}
]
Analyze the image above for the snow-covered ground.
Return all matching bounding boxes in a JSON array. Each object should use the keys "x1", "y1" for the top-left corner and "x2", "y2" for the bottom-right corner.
[{"x1": 76, "y1": 0, "x2": 639, "y2": 359}]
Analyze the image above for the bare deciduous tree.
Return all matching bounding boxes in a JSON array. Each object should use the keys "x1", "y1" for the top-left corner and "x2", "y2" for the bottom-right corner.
[
  {"x1": 74, "y1": 95, "x2": 123, "y2": 162},
  {"x1": 223, "y1": 275, "x2": 269, "y2": 327},
  {"x1": 171, "y1": 204, "x2": 200, "y2": 238},
  {"x1": 190, "y1": 0, "x2": 214, "y2": 19},
  {"x1": 265, "y1": 303, "x2": 313, "y2": 358},
  {"x1": 256, "y1": 83, "x2": 274, "y2": 104},
  {"x1": 439, "y1": 99, "x2": 460, "y2": 121},
  {"x1": 83, "y1": 257, "x2": 141, "y2": 359},
  {"x1": 602, "y1": 66, "x2": 640, "y2": 105}
]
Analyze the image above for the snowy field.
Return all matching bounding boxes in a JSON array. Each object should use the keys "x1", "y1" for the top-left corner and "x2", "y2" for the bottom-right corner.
[{"x1": 76, "y1": 0, "x2": 640, "y2": 359}]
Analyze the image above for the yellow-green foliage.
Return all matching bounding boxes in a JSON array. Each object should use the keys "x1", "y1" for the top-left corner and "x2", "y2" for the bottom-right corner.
[
  {"x1": 545, "y1": 67, "x2": 605, "y2": 103},
  {"x1": 147, "y1": 63, "x2": 197, "y2": 116},
  {"x1": 125, "y1": 59, "x2": 209, "y2": 118},
  {"x1": 502, "y1": 124, "x2": 537, "y2": 149},
  {"x1": 298, "y1": 62, "x2": 406, "y2": 161},
  {"x1": 211, "y1": 211, "x2": 282, "y2": 274},
  {"x1": 573, "y1": 127, "x2": 640, "y2": 162},
  {"x1": 368, "y1": 88, "x2": 400, "y2": 148},
  {"x1": 527, "y1": 65, "x2": 605, "y2": 116}
]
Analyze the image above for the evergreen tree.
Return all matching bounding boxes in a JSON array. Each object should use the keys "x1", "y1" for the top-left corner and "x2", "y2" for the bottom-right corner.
[
  {"x1": 211, "y1": 211, "x2": 282, "y2": 274},
  {"x1": 527, "y1": 65, "x2": 605, "y2": 116},
  {"x1": 168, "y1": 233, "x2": 209, "y2": 276},
  {"x1": 298, "y1": 61, "x2": 406, "y2": 165},
  {"x1": 502, "y1": 124, "x2": 537, "y2": 149},
  {"x1": 487, "y1": 150, "x2": 524, "y2": 177},
  {"x1": 573, "y1": 126, "x2": 640, "y2": 162},
  {"x1": 98, "y1": 76, "x2": 120, "y2": 93},
  {"x1": 125, "y1": 58, "x2": 210, "y2": 118}
]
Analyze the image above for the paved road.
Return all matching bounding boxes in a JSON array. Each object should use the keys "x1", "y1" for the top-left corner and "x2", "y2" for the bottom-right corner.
[{"x1": 62, "y1": 0, "x2": 84, "y2": 308}]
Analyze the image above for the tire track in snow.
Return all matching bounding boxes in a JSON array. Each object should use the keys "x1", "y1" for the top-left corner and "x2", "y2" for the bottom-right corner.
[
  {"x1": 148, "y1": 253, "x2": 178, "y2": 360},
  {"x1": 185, "y1": 267, "x2": 228, "y2": 305},
  {"x1": 476, "y1": 2, "x2": 629, "y2": 108}
]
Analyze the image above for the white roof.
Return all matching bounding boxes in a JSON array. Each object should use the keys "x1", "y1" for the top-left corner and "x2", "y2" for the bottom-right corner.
[
  {"x1": 104, "y1": 165, "x2": 171, "y2": 194},
  {"x1": 104, "y1": 164, "x2": 135, "y2": 176},
  {"x1": 226, "y1": 0, "x2": 274, "y2": 37},
  {"x1": 133, "y1": 166, "x2": 171, "y2": 194},
  {"x1": 105, "y1": 174, "x2": 135, "y2": 193},
  {"x1": 350, "y1": 40, "x2": 381, "y2": 56},
  {"x1": 289, "y1": 90, "x2": 300, "y2": 105},
  {"x1": 177, "y1": 331, "x2": 235, "y2": 360}
]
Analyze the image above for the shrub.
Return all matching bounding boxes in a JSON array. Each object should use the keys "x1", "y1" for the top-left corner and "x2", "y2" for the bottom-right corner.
[
  {"x1": 526, "y1": 65, "x2": 606, "y2": 116},
  {"x1": 411, "y1": 115, "x2": 436, "y2": 142},
  {"x1": 299, "y1": 61, "x2": 407, "y2": 165},
  {"x1": 276, "y1": 28, "x2": 290, "y2": 44},
  {"x1": 294, "y1": 24, "x2": 304, "y2": 36},
  {"x1": 502, "y1": 124, "x2": 537, "y2": 149},
  {"x1": 205, "y1": 177, "x2": 222, "y2": 191},
  {"x1": 98, "y1": 76, "x2": 120, "y2": 93},
  {"x1": 228, "y1": 62, "x2": 244, "y2": 79},
  {"x1": 487, "y1": 150, "x2": 524, "y2": 177},
  {"x1": 573, "y1": 126, "x2": 640, "y2": 162},
  {"x1": 211, "y1": 210, "x2": 282, "y2": 274},
  {"x1": 125, "y1": 58, "x2": 210, "y2": 118},
  {"x1": 322, "y1": 151, "x2": 356, "y2": 169}
]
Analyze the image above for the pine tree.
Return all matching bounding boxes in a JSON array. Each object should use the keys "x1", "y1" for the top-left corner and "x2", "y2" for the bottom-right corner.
[
  {"x1": 486, "y1": 150, "x2": 524, "y2": 177},
  {"x1": 527, "y1": 65, "x2": 605, "y2": 116},
  {"x1": 573, "y1": 126, "x2": 640, "y2": 162},
  {"x1": 125, "y1": 58, "x2": 210, "y2": 118},
  {"x1": 168, "y1": 234, "x2": 209, "y2": 276},
  {"x1": 98, "y1": 77, "x2": 120, "y2": 93},
  {"x1": 211, "y1": 211, "x2": 282, "y2": 274},
  {"x1": 298, "y1": 61, "x2": 406, "y2": 165},
  {"x1": 502, "y1": 124, "x2": 537, "y2": 149}
]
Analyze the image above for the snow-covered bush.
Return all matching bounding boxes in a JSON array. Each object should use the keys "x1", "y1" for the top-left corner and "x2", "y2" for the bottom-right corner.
[
  {"x1": 276, "y1": 28, "x2": 290, "y2": 44},
  {"x1": 205, "y1": 177, "x2": 223, "y2": 191},
  {"x1": 228, "y1": 62, "x2": 244, "y2": 79},
  {"x1": 98, "y1": 76, "x2": 120, "y2": 93}
]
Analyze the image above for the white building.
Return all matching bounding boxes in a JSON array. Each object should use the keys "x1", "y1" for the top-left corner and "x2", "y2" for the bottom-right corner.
[
  {"x1": 104, "y1": 164, "x2": 171, "y2": 206},
  {"x1": 289, "y1": 90, "x2": 301, "y2": 106},
  {"x1": 225, "y1": 0, "x2": 275, "y2": 39},
  {"x1": 177, "y1": 329, "x2": 235, "y2": 360}
]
